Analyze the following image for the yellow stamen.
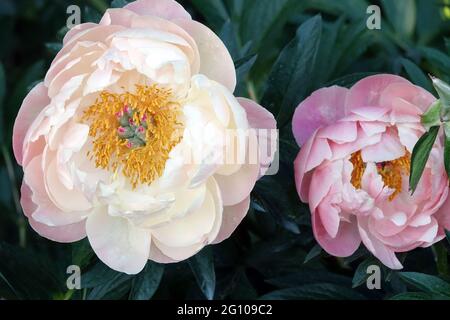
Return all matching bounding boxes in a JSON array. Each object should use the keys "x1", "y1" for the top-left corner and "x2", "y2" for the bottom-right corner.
[
  {"x1": 350, "y1": 150, "x2": 411, "y2": 201},
  {"x1": 82, "y1": 85, "x2": 183, "y2": 188},
  {"x1": 350, "y1": 151, "x2": 366, "y2": 189},
  {"x1": 377, "y1": 152, "x2": 411, "y2": 200}
]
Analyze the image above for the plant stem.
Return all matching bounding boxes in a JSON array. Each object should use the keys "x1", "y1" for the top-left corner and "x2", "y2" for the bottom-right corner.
[
  {"x1": 1, "y1": 145, "x2": 26, "y2": 248},
  {"x1": 247, "y1": 80, "x2": 258, "y2": 102},
  {"x1": 88, "y1": 0, "x2": 108, "y2": 13}
]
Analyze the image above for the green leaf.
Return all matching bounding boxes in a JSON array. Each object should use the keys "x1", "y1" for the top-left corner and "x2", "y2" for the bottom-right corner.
[
  {"x1": 0, "y1": 242, "x2": 63, "y2": 299},
  {"x1": 219, "y1": 21, "x2": 240, "y2": 60},
  {"x1": 235, "y1": 54, "x2": 257, "y2": 85},
  {"x1": 444, "y1": 123, "x2": 450, "y2": 179},
  {"x1": 390, "y1": 292, "x2": 450, "y2": 300},
  {"x1": 239, "y1": 0, "x2": 298, "y2": 50},
  {"x1": 191, "y1": 0, "x2": 229, "y2": 31},
  {"x1": 421, "y1": 101, "x2": 442, "y2": 131},
  {"x1": 432, "y1": 78, "x2": 450, "y2": 117},
  {"x1": 87, "y1": 273, "x2": 132, "y2": 300},
  {"x1": 409, "y1": 126, "x2": 439, "y2": 193},
  {"x1": 81, "y1": 261, "x2": 124, "y2": 288},
  {"x1": 82, "y1": 262, "x2": 132, "y2": 300},
  {"x1": 110, "y1": 0, "x2": 129, "y2": 8},
  {"x1": 72, "y1": 239, "x2": 94, "y2": 269},
  {"x1": 188, "y1": 247, "x2": 215, "y2": 300},
  {"x1": 83, "y1": 6, "x2": 102, "y2": 24},
  {"x1": 421, "y1": 47, "x2": 450, "y2": 75},
  {"x1": 381, "y1": 0, "x2": 416, "y2": 39},
  {"x1": 416, "y1": 0, "x2": 444, "y2": 45},
  {"x1": 266, "y1": 270, "x2": 351, "y2": 288},
  {"x1": 400, "y1": 58, "x2": 433, "y2": 92},
  {"x1": 0, "y1": 62, "x2": 5, "y2": 108},
  {"x1": 304, "y1": 244, "x2": 322, "y2": 264},
  {"x1": 129, "y1": 261, "x2": 164, "y2": 300},
  {"x1": 45, "y1": 42, "x2": 63, "y2": 55},
  {"x1": 259, "y1": 283, "x2": 366, "y2": 300},
  {"x1": 326, "y1": 72, "x2": 379, "y2": 88},
  {"x1": 398, "y1": 272, "x2": 450, "y2": 296},
  {"x1": 261, "y1": 15, "x2": 322, "y2": 126}
]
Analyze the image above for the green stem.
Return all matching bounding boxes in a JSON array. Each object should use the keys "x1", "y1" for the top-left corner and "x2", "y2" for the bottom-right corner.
[
  {"x1": 432, "y1": 242, "x2": 448, "y2": 277},
  {"x1": 247, "y1": 80, "x2": 258, "y2": 103},
  {"x1": 63, "y1": 289, "x2": 75, "y2": 300},
  {"x1": 1, "y1": 145, "x2": 26, "y2": 248},
  {"x1": 88, "y1": 0, "x2": 108, "y2": 13}
]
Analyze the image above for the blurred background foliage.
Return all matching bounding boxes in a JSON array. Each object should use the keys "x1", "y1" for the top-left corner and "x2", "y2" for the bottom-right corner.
[{"x1": 0, "y1": 0, "x2": 450, "y2": 300}]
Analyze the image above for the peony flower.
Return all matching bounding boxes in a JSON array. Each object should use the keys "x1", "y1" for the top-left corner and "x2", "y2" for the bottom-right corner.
[
  {"x1": 292, "y1": 74, "x2": 450, "y2": 269},
  {"x1": 13, "y1": 0, "x2": 276, "y2": 274}
]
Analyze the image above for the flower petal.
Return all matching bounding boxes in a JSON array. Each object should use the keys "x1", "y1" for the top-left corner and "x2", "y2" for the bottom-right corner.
[
  {"x1": 20, "y1": 183, "x2": 86, "y2": 243},
  {"x1": 346, "y1": 74, "x2": 410, "y2": 111},
  {"x1": 313, "y1": 213, "x2": 361, "y2": 257},
  {"x1": 13, "y1": 82, "x2": 49, "y2": 165},
  {"x1": 292, "y1": 86, "x2": 348, "y2": 146},
  {"x1": 213, "y1": 196, "x2": 250, "y2": 244},
  {"x1": 174, "y1": 19, "x2": 236, "y2": 92},
  {"x1": 86, "y1": 207, "x2": 151, "y2": 274}
]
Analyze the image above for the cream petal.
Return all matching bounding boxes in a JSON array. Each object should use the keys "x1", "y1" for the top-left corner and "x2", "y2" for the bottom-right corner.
[
  {"x1": 214, "y1": 162, "x2": 259, "y2": 206},
  {"x1": 86, "y1": 207, "x2": 151, "y2": 274},
  {"x1": 213, "y1": 196, "x2": 250, "y2": 244},
  {"x1": 13, "y1": 82, "x2": 49, "y2": 165},
  {"x1": 174, "y1": 19, "x2": 236, "y2": 92},
  {"x1": 151, "y1": 181, "x2": 219, "y2": 247}
]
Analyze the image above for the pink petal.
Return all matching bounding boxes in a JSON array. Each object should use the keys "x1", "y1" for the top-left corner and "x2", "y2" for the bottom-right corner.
[
  {"x1": 174, "y1": 19, "x2": 236, "y2": 92},
  {"x1": 213, "y1": 196, "x2": 250, "y2": 244},
  {"x1": 317, "y1": 121, "x2": 357, "y2": 143},
  {"x1": 309, "y1": 160, "x2": 341, "y2": 213},
  {"x1": 86, "y1": 207, "x2": 151, "y2": 274},
  {"x1": 358, "y1": 218, "x2": 403, "y2": 269},
  {"x1": 294, "y1": 130, "x2": 317, "y2": 202},
  {"x1": 20, "y1": 183, "x2": 86, "y2": 243},
  {"x1": 13, "y1": 82, "x2": 49, "y2": 165},
  {"x1": 63, "y1": 23, "x2": 97, "y2": 45},
  {"x1": 346, "y1": 74, "x2": 410, "y2": 111},
  {"x1": 361, "y1": 131, "x2": 405, "y2": 162},
  {"x1": 292, "y1": 86, "x2": 348, "y2": 146},
  {"x1": 317, "y1": 198, "x2": 340, "y2": 238},
  {"x1": 305, "y1": 137, "x2": 332, "y2": 172},
  {"x1": 434, "y1": 194, "x2": 450, "y2": 231},
  {"x1": 361, "y1": 163, "x2": 384, "y2": 198},
  {"x1": 379, "y1": 82, "x2": 436, "y2": 113},
  {"x1": 313, "y1": 212, "x2": 361, "y2": 257},
  {"x1": 124, "y1": 0, "x2": 191, "y2": 20}
]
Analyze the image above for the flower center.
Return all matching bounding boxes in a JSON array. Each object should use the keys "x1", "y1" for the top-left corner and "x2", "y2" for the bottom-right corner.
[
  {"x1": 82, "y1": 85, "x2": 183, "y2": 188},
  {"x1": 350, "y1": 150, "x2": 411, "y2": 201}
]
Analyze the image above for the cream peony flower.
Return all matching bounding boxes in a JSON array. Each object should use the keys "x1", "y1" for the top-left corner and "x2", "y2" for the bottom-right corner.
[{"x1": 13, "y1": 0, "x2": 277, "y2": 274}]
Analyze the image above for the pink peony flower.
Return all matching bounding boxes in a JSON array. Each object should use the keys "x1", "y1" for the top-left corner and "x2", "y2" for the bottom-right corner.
[
  {"x1": 13, "y1": 0, "x2": 276, "y2": 274},
  {"x1": 292, "y1": 74, "x2": 450, "y2": 269}
]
